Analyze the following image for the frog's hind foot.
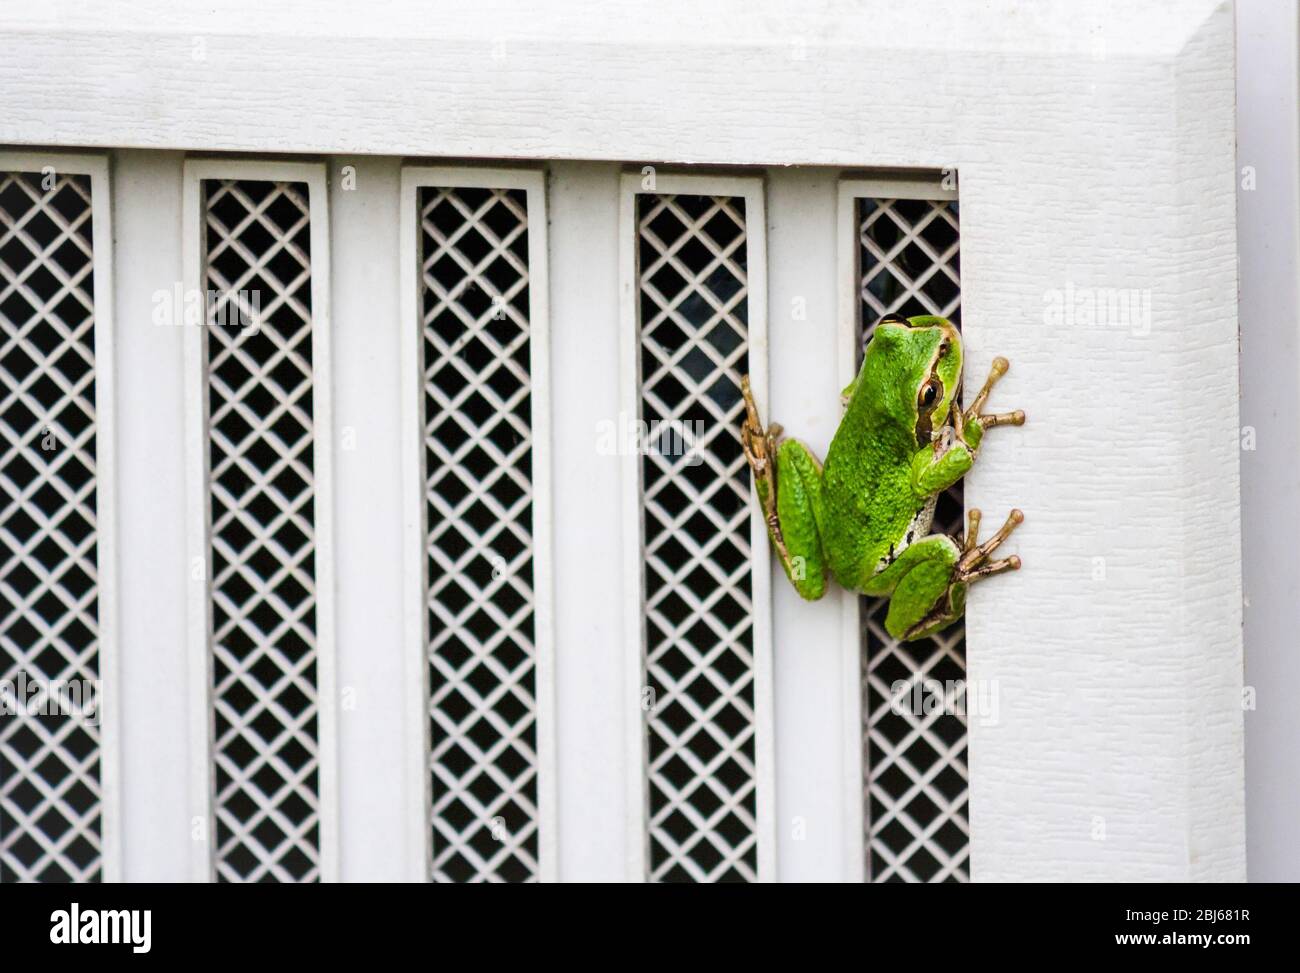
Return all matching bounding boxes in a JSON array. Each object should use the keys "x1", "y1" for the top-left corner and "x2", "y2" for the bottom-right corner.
[
  {"x1": 739, "y1": 374, "x2": 787, "y2": 548},
  {"x1": 740, "y1": 375, "x2": 780, "y2": 485},
  {"x1": 955, "y1": 507, "x2": 1023, "y2": 582}
]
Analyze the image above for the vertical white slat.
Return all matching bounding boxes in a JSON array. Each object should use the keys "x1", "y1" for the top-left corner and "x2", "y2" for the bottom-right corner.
[
  {"x1": 182, "y1": 159, "x2": 338, "y2": 882},
  {"x1": 525, "y1": 173, "x2": 559, "y2": 883},
  {"x1": 180, "y1": 161, "x2": 210, "y2": 882},
  {"x1": 763, "y1": 166, "x2": 858, "y2": 882},
  {"x1": 746, "y1": 181, "x2": 775, "y2": 884},
  {"x1": 401, "y1": 165, "x2": 556, "y2": 882},
  {"x1": 834, "y1": 177, "x2": 868, "y2": 883},
  {"x1": 306, "y1": 163, "x2": 340, "y2": 887},
  {"x1": 620, "y1": 171, "x2": 774, "y2": 882},
  {"x1": 398, "y1": 164, "x2": 431, "y2": 882},
  {"x1": 328, "y1": 156, "x2": 410, "y2": 881},
  {"x1": 618, "y1": 175, "x2": 646, "y2": 881},
  {"x1": 83, "y1": 154, "x2": 121, "y2": 884},
  {"x1": 111, "y1": 149, "x2": 193, "y2": 881},
  {"x1": 548, "y1": 161, "x2": 629, "y2": 881}
]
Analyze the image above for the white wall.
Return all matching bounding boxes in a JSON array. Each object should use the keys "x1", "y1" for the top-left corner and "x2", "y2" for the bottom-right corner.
[{"x1": 1238, "y1": 0, "x2": 1300, "y2": 883}]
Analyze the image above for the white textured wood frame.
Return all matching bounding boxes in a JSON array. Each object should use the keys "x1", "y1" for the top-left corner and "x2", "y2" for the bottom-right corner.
[
  {"x1": 0, "y1": 149, "x2": 120, "y2": 882},
  {"x1": 620, "y1": 171, "x2": 775, "y2": 882},
  {"x1": 1, "y1": 0, "x2": 1243, "y2": 881},
  {"x1": 182, "y1": 158, "x2": 338, "y2": 883},
  {"x1": 399, "y1": 164, "x2": 557, "y2": 883}
]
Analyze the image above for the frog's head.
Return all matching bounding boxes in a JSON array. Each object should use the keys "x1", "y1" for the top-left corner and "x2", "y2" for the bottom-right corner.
[{"x1": 860, "y1": 313, "x2": 963, "y2": 446}]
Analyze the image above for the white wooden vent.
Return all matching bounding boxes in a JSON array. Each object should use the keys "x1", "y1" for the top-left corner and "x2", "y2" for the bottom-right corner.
[
  {"x1": 418, "y1": 183, "x2": 537, "y2": 881},
  {"x1": 188, "y1": 167, "x2": 337, "y2": 883},
  {"x1": 623, "y1": 175, "x2": 774, "y2": 883},
  {"x1": 0, "y1": 161, "x2": 116, "y2": 883},
  {"x1": 852, "y1": 188, "x2": 969, "y2": 883},
  {"x1": 401, "y1": 166, "x2": 556, "y2": 884}
]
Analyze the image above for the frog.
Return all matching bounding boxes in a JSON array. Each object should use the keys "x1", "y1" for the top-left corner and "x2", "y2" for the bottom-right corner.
[{"x1": 739, "y1": 313, "x2": 1025, "y2": 642}]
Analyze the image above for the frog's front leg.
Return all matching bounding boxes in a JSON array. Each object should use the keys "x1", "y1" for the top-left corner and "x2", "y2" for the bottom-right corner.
[
  {"x1": 863, "y1": 507, "x2": 1023, "y2": 641},
  {"x1": 740, "y1": 376, "x2": 828, "y2": 600},
  {"x1": 957, "y1": 356, "x2": 1025, "y2": 451},
  {"x1": 912, "y1": 438, "x2": 973, "y2": 495}
]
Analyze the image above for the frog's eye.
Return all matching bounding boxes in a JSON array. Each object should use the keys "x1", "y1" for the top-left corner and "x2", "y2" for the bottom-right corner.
[
  {"x1": 939, "y1": 340, "x2": 951, "y2": 356},
  {"x1": 918, "y1": 377, "x2": 944, "y2": 411}
]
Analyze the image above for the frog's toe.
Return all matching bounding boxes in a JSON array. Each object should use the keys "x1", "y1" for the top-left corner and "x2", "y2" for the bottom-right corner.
[
  {"x1": 977, "y1": 409, "x2": 1026, "y2": 430},
  {"x1": 962, "y1": 554, "x2": 1021, "y2": 583},
  {"x1": 956, "y1": 507, "x2": 1022, "y2": 574}
]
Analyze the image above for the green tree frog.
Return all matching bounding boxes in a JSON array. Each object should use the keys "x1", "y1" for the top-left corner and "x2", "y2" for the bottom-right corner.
[{"x1": 740, "y1": 314, "x2": 1025, "y2": 642}]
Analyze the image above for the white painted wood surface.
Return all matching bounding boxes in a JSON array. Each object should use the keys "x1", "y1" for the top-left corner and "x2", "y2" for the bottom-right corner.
[
  {"x1": 766, "y1": 168, "x2": 862, "y2": 882},
  {"x1": 546, "y1": 163, "x2": 630, "y2": 881},
  {"x1": 0, "y1": 0, "x2": 1243, "y2": 881},
  {"x1": 111, "y1": 150, "x2": 192, "y2": 881},
  {"x1": 327, "y1": 156, "x2": 413, "y2": 881}
]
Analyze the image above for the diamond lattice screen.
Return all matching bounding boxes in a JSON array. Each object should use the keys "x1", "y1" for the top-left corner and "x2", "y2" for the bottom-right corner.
[
  {"x1": 202, "y1": 179, "x2": 322, "y2": 883},
  {"x1": 419, "y1": 186, "x2": 539, "y2": 883},
  {"x1": 0, "y1": 171, "x2": 102, "y2": 883},
  {"x1": 857, "y1": 196, "x2": 968, "y2": 882},
  {"x1": 636, "y1": 193, "x2": 757, "y2": 883}
]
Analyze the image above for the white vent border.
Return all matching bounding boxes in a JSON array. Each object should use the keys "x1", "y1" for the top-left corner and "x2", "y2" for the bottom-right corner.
[
  {"x1": 398, "y1": 164, "x2": 557, "y2": 883},
  {"x1": 181, "y1": 158, "x2": 338, "y2": 883},
  {"x1": 618, "y1": 170, "x2": 775, "y2": 883},
  {"x1": 0, "y1": 149, "x2": 121, "y2": 883}
]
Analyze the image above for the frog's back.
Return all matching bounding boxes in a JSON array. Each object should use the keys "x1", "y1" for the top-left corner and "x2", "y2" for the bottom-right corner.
[
  {"x1": 819, "y1": 315, "x2": 951, "y2": 591},
  {"x1": 819, "y1": 421, "x2": 922, "y2": 592}
]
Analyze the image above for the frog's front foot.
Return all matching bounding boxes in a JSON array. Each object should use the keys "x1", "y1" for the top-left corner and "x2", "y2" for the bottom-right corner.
[{"x1": 964, "y1": 356, "x2": 1025, "y2": 432}]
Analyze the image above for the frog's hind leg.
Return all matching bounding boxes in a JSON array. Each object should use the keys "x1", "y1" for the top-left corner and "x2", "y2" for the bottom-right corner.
[
  {"x1": 740, "y1": 376, "x2": 827, "y2": 600},
  {"x1": 865, "y1": 508, "x2": 1024, "y2": 642},
  {"x1": 862, "y1": 535, "x2": 963, "y2": 641},
  {"x1": 771, "y1": 439, "x2": 829, "y2": 600}
]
